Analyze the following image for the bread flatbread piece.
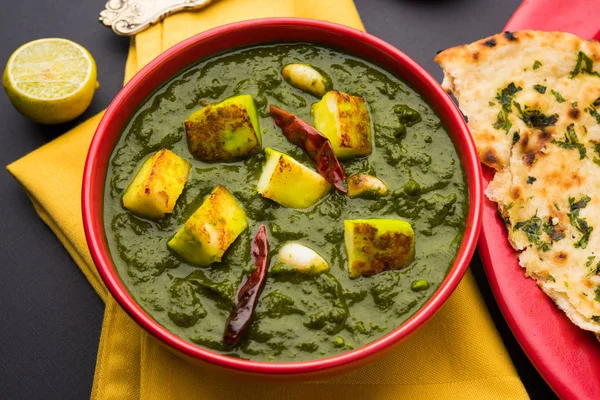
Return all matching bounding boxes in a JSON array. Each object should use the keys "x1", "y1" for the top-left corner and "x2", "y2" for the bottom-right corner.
[{"x1": 436, "y1": 30, "x2": 600, "y2": 337}]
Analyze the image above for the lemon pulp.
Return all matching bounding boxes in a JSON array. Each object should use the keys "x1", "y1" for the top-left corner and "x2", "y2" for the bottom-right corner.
[{"x1": 2, "y1": 38, "x2": 98, "y2": 124}]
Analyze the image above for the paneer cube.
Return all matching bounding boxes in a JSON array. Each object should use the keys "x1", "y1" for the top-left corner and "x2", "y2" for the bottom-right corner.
[
  {"x1": 168, "y1": 185, "x2": 248, "y2": 266},
  {"x1": 184, "y1": 94, "x2": 261, "y2": 161},
  {"x1": 278, "y1": 242, "x2": 329, "y2": 275},
  {"x1": 312, "y1": 91, "x2": 372, "y2": 159},
  {"x1": 344, "y1": 219, "x2": 415, "y2": 278},
  {"x1": 347, "y1": 174, "x2": 388, "y2": 199},
  {"x1": 122, "y1": 149, "x2": 191, "y2": 220},
  {"x1": 257, "y1": 148, "x2": 331, "y2": 209}
]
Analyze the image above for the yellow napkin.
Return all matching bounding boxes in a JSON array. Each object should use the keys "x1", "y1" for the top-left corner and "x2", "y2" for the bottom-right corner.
[{"x1": 7, "y1": 0, "x2": 529, "y2": 398}]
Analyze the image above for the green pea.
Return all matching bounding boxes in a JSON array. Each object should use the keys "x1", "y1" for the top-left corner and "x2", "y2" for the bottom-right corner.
[
  {"x1": 332, "y1": 337, "x2": 345, "y2": 348},
  {"x1": 411, "y1": 279, "x2": 430, "y2": 292},
  {"x1": 355, "y1": 321, "x2": 367, "y2": 334}
]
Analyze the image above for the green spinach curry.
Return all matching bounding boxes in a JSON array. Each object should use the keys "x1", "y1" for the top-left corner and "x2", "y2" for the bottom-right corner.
[{"x1": 104, "y1": 43, "x2": 468, "y2": 361}]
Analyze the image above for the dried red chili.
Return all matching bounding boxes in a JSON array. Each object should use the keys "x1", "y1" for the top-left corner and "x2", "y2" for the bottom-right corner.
[
  {"x1": 223, "y1": 225, "x2": 270, "y2": 346},
  {"x1": 269, "y1": 105, "x2": 347, "y2": 193}
]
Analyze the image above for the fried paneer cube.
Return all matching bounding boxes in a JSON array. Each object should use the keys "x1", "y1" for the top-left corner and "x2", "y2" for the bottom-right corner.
[
  {"x1": 185, "y1": 94, "x2": 261, "y2": 161},
  {"x1": 344, "y1": 219, "x2": 415, "y2": 278},
  {"x1": 168, "y1": 185, "x2": 248, "y2": 266},
  {"x1": 312, "y1": 91, "x2": 372, "y2": 159},
  {"x1": 122, "y1": 149, "x2": 191, "y2": 219},
  {"x1": 257, "y1": 148, "x2": 331, "y2": 209}
]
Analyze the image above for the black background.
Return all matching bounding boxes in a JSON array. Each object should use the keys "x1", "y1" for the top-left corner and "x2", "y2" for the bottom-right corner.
[{"x1": 0, "y1": 0, "x2": 558, "y2": 398}]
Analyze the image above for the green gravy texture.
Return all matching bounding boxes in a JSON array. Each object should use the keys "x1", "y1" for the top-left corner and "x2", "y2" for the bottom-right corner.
[{"x1": 103, "y1": 44, "x2": 468, "y2": 361}]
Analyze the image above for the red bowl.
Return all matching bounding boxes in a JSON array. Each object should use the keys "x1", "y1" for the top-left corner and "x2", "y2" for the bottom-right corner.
[{"x1": 82, "y1": 18, "x2": 483, "y2": 378}]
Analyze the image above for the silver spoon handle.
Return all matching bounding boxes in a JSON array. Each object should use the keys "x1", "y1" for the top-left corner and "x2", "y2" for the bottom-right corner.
[{"x1": 99, "y1": 0, "x2": 216, "y2": 36}]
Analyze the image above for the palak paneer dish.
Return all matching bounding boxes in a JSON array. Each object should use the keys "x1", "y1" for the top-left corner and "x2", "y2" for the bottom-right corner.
[{"x1": 104, "y1": 44, "x2": 468, "y2": 361}]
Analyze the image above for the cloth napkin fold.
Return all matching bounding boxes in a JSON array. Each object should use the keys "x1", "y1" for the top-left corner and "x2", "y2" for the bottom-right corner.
[{"x1": 7, "y1": 0, "x2": 529, "y2": 398}]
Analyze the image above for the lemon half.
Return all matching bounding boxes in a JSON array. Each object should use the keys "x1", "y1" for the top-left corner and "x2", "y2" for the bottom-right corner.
[{"x1": 3, "y1": 38, "x2": 98, "y2": 124}]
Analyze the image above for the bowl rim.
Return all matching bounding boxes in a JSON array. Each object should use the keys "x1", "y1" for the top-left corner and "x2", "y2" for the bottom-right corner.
[{"x1": 82, "y1": 17, "x2": 482, "y2": 375}]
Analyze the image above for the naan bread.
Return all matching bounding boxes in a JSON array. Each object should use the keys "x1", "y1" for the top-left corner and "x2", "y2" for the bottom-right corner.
[{"x1": 436, "y1": 30, "x2": 600, "y2": 337}]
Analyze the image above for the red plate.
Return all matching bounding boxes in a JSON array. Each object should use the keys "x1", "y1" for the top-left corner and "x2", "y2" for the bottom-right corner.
[{"x1": 478, "y1": 1, "x2": 600, "y2": 398}]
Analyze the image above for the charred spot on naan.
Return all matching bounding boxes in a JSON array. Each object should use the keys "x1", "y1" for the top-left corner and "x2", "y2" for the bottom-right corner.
[
  {"x1": 522, "y1": 151, "x2": 537, "y2": 166},
  {"x1": 553, "y1": 251, "x2": 569, "y2": 264},
  {"x1": 563, "y1": 171, "x2": 586, "y2": 190},
  {"x1": 569, "y1": 107, "x2": 581, "y2": 120},
  {"x1": 484, "y1": 38, "x2": 497, "y2": 47},
  {"x1": 510, "y1": 186, "x2": 521, "y2": 200},
  {"x1": 503, "y1": 31, "x2": 518, "y2": 42},
  {"x1": 542, "y1": 165, "x2": 586, "y2": 191},
  {"x1": 518, "y1": 129, "x2": 553, "y2": 152},
  {"x1": 479, "y1": 146, "x2": 508, "y2": 169}
]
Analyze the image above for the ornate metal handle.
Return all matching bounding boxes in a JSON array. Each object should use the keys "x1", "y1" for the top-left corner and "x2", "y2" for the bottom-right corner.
[{"x1": 99, "y1": 0, "x2": 216, "y2": 36}]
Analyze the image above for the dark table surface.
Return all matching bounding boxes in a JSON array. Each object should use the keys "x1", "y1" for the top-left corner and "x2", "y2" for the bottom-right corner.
[{"x1": 0, "y1": 0, "x2": 558, "y2": 398}]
